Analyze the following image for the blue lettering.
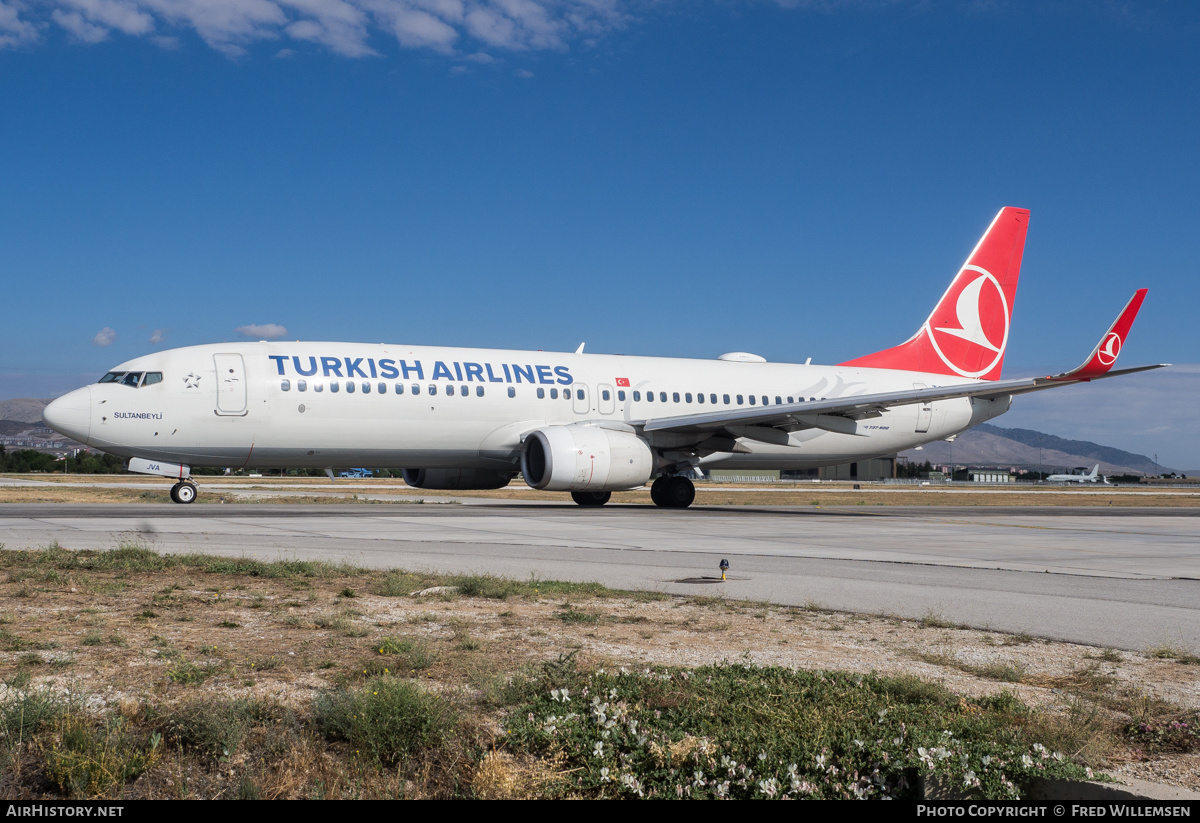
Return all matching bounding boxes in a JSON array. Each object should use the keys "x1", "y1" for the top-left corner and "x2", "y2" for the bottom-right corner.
[
  {"x1": 345, "y1": 358, "x2": 368, "y2": 378},
  {"x1": 432, "y1": 361, "x2": 454, "y2": 381},
  {"x1": 536, "y1": 365, "x2": 554, "y2": 384},
  {"x1": 321, "y1": 357, "x2": 344, "y2": 377},
  {"x1": 379, "y1": 359, "x2": 399, "y2": 379},
  {"x1": 293, "y1": 356, "x2": 318, "y2": 377},
  {"x1": 502, "y1": 364, "x2": 512, "y2": 383},
  {"x1": 453, "y1": 362, "x2": 463, "y2": 381},
  {"x1": 268, "y1": 355, "x2": 288, "y2": 375},
  {"x1": 554, "y1": 366, "x2": 573, "y2": 385},
  {"x1": 368, "y1": 359, "x2": 377, "y2": 378},
  {"x1": 399, "y1": 360, "x2": 423, "y2": 380},
  {"x1": 511, "y1": 364, "x2": 534, "y2": 384},
  {"x1": 485, "y1": 363, "x2": 504, "y2": 383},
  {"x1": 464, "y1": 362, "x2": 484, "y2": 382}
]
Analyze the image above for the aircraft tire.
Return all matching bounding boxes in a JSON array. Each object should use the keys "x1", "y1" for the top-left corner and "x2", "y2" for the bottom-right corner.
[
  {"x1": 172, "y1": 482, "x2": 197, "y2": 504},
  {"x1": 663, "y1": 476, "x2": 696, "y2": 509},
  {"x1": 650, "y1": 476, "x2": 667, "y2": 507},
  {"x1": 571, "y1": 491, "x2": 611, "y2": 507}
]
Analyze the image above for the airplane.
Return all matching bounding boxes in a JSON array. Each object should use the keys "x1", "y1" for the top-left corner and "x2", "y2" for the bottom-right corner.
[
  {"x1": 1046, "y1": 465, "x2": 1108, "y2": 484},
  {"x1": 41, "y1": 207, "x2": 1165, "y2": 508}
]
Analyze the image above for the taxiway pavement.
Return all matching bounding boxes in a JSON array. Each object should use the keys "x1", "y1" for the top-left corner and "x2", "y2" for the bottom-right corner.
[{"x1": 2, "y1": 502, "x2": 1197, "y2": 653}]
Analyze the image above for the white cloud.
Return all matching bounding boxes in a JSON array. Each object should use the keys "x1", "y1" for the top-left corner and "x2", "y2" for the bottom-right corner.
[
  {"x1": 149, "y1": 329, "x2": 167, "y2": 344},
  {"x1": 92, "y1": 327, "x2": 117, "y2": 346},
  {"x1": 0, "y1": 1, "x2": 41, "y2": 48},
  {"x1": 2, "y1": 0, "x2": 636, "y2": 57},
  {"x1": 51, "y1": 0, "x2": 155, "y2": 42},
  {"x1": 236, "y1": 323, "x2": 289, "y2": 338}
]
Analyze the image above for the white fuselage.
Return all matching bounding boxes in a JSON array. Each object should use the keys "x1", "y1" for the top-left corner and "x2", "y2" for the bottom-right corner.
[{"x1": 50, "y1": 341, "x2": 1011, "y2": 475}]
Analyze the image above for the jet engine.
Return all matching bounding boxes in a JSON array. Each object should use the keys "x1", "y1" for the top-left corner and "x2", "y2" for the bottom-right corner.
[
  {"x1": 520, "y1": 425, "x2": 654, "y2": 492},
  {"x1": 401, "y1": 468, "x2": 513, "y2": 490}
]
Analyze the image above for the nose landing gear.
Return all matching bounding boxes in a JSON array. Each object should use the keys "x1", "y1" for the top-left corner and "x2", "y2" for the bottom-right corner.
[{"x1": 170, "y1": 481, "x2": 198, "y2": 504}]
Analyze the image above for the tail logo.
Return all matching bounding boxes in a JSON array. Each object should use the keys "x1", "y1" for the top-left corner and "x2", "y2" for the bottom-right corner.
[
  {"x1": 926, "y1": 265, "x2": 1010, "y2": 379},
  {"x1": 1097, "y1": 332, "x2": 1122, "y2": 366}
]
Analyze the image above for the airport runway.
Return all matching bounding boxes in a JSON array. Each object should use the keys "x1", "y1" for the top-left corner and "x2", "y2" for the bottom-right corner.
[{"x1": 2, "y1": 502, "x2": 1198, "y2": 653}]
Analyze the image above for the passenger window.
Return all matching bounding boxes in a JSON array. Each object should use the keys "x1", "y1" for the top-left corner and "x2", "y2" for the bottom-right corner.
[
  {"x1": 633, "y1": 391, "x2": 640, "y2": 401},
  {"x1": 347, "y1": 382, "x2": 355, "y2": 394},
  {"x1": 297, "y1": 380, "x2": 307, "y2": 392},
  {"x1": 787, "y1": 396, "x2": 794, "y2": 404},
  {"x1": 602, "y1": 389, "x2": 610, "y2": 401},
  {"x1": 447, "y1": 385, "x2": 455, "y2": 396},
  {"x1": 379, "y1": 383, "x2": 386, "y2": 394},
  {"x1": 314, "y1": 382, "x2": 324, "y2": 393},
  {"x1": 646, "y1": 392, "x2": 653, "y2": 402},
  {"x1": 563, "y1": 388, "x2": 572, "y2": 400},
  {"x1": 412, "y1": 384, "x2": 420, "y2": 395},
  {"x1": 362, "y1": 382, "x2": 370, "y2": 394},
  {"x1": 476, "y1": 386, "x2": 485, "y2": 397},
  {"x1": 710, "y1": 394, "x2": 717, "y2": 404},
  {"x1": 143, "y1": 372, "x2": 162, "y2": 387},
  {"x1": 507, "y1": 387, "x2": 515, "y2": 398},
  {"x1": 550, "y1": 388, "x2": 559, "y2": 399},
  {"x1": 748, "y1": 395, "x2": 755, "y2": 405},
  {"x1": 537, "y1": 388, "x2": 545, "y2": 399},
  {"x1": 578, "y1": 387, "x2": 585, "y2": 399},
  {"x1": 281, "y1": 379, "x2": 291, "y2": 391},
  {"x1": 331, "y1": 381, "x2": 340, "y2": 393},
  {"x1": 763, "y1": 396, "x2": 769, "y2": 406},
  {"x1": 428, "y1": 385, "x2": 437, "y2": 396},
  {"x1": 736, "y1": 395, "x2": 743, "y2": 404},
  {"x1": 685, "y1": 393, "x2": 692, "y2": 403},
  {"x1": 659, "y1": 392, "x2": 667, "y2": 402},
  {"x1": 723, "y1": 394, "x2": 730, "y2": 405},
  {"x1": 461, "y1": 385, "x2": 468, "y2": 397},
  {"x1": 396, "y1": 383, "x2": 404, "y2": 395},
  {"x1": 672, "y1": 392, "x2": 680, "y2": 403},
  {"x1": 617, "y1": 390, "x2": 625, "y2": 401},
  {"x1": 776, "y1": 396, "x2": 782, "y2": 405}
]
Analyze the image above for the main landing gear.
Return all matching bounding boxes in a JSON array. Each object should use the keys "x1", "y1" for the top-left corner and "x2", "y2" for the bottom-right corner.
[
  {"x1": 169, "y1": 481, "x2": 198, "y2": 504},
  {"x1": 571, "y1": 491, "x2": 612, "y2": 507},
  {"x1": 650, "y1": 475, "x2": 695, "y2": 509}
]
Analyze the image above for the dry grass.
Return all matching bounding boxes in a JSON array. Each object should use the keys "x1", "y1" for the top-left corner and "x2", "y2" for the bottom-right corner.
[{"x1": 0, "y1": 546, "x2": 1197, "y2": 798}]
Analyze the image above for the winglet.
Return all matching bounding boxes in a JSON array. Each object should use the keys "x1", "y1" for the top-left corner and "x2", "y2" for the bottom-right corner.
[{"x1": 1047, "y1": 289, "x2": 1148, "y2": 382}]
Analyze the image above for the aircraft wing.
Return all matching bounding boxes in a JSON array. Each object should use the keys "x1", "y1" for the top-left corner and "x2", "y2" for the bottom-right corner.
[{"x1": 642, "y1": 290, "x2": 1167, "y2": 438}]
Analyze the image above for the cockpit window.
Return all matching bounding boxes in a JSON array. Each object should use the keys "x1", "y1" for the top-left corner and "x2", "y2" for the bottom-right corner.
[{"x1": 99, "y1": 371, "x2": 161, "y2": 387}]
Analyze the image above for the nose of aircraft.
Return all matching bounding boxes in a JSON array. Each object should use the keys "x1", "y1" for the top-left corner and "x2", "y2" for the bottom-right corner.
[{"x1": 43, "y1": 386, "x2": 92, "y2": 444}]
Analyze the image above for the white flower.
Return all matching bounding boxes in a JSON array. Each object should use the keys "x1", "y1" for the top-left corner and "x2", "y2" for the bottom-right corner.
[{"x1": 593, "y1": 741, "x2": 605, "y2": 758}]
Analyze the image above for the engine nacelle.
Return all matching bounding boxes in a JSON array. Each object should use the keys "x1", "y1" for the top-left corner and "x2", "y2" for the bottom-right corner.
[
  {"x1": 520, "y1": 425, "x2": 654, "y2": 492},
  {"x1": 401, "y1": 468, "x2": 513, "y2": 490}
]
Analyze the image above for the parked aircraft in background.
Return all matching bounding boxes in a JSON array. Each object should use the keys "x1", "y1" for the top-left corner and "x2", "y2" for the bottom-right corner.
[
  {"x1": 42, "y1": 208, "x2": 1164, "y2": 507},
  {"x1": 1046, "y1": 465, "x2": 1108, "y2": 484}
]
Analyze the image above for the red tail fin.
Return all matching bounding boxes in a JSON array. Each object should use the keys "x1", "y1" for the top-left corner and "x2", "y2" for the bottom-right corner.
[{"x1": 840, "y1": 207, "x2": 1029, "y2": 380}]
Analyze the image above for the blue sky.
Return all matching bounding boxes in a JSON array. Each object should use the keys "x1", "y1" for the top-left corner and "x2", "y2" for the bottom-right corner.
[{"x1": 2, "y1": 1, "x2": 1197, "y2": 468}]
